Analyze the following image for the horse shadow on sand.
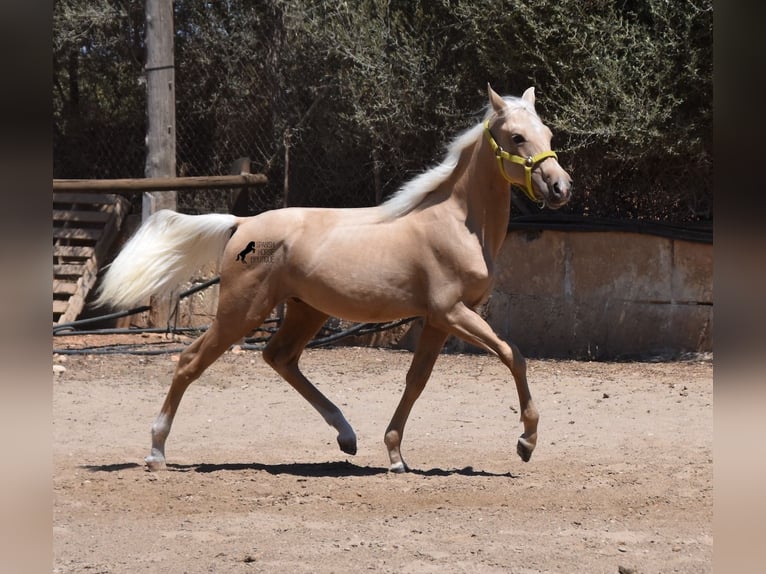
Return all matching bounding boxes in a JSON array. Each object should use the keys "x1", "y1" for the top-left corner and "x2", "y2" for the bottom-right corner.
[{"x1": 82, "y1": 460, "x2": 520, "y2": 479}]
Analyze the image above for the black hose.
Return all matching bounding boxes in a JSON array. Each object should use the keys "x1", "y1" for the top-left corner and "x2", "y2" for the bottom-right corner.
[
  {"x1": 53, "y1": 316, "x2": 418, "y2": 356},
  {"x1": 507, "y1": 214, "x2": 712, "y2": 244},
  {"x1": 53, "y1": 305, "x2": 153, "y2": 334}
]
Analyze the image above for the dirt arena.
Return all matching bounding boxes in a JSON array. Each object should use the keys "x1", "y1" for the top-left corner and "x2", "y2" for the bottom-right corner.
[{"x1": 53, "y1": 340, "x2": 712, "y2": 573}]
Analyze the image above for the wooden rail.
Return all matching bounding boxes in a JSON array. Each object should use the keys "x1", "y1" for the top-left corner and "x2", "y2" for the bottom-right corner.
[{"x1": 52, "y1": 173, "x2": 268, "y2": 193}]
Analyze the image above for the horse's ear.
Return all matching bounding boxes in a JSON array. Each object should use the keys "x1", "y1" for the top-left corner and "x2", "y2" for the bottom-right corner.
[
  {"x1": 522, "y1": 87, "x2": 536, "y2": 107},
  {"x1": 487, "y1": 83, "x2": 506, "y2": 114}
]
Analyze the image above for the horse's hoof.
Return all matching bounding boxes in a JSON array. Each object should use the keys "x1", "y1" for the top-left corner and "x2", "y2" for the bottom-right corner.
[
  {"x1": 337, "y1": 436, "x2": 357, "y2": 456},
  {"x1": 145, "y1": 455, "x2": 167, "y2": 471},
  {"x1": 388, "y1": 461, "x2": 408, "y2": 473},
  {"x1": 516, "y1": 437, "x2": 534, "y2": 462}
]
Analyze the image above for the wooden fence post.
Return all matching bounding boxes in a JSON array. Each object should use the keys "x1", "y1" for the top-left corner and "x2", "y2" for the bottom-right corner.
[
  {"x1": 143, "y1": 0, "x2": 177, "y2": 217},
  {"x1": 227, "y1": 157, "x2": 253, "y2": 215},
  {"x1": 144, "y1": 0, "x2": 177, "y2": 326}
]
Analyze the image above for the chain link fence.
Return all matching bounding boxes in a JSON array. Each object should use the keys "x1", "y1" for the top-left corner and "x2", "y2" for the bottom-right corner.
[
  {"x1": 53, "y1": 50, "x2": 392, "y2": 220},
  {"x1": 53, "y1": 2, "x2": 413, "y2": 219},
  {"x1": 53, "y1": 0, "x2": 713, "y2": 222}
]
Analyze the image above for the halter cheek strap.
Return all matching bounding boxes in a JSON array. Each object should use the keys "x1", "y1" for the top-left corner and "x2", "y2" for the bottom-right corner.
[{"x1": 483, "y1": 119, "x2": 558, "y2": 206}]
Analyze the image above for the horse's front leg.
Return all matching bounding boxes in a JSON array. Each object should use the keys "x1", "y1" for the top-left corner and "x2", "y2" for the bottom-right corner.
[
  {"x1": 436, "y1": 302, "x2": 538, "y2": 463},
  {"x1": 384, "y1": 323, "x2": 449, "y2": 472}
]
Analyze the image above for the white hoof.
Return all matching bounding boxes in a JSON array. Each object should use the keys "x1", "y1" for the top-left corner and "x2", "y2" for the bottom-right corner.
[{"x1": 145, "y1": 454, "x2": 167, "y2": 471}]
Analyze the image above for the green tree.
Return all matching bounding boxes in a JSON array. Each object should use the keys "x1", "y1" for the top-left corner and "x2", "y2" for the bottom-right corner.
[{"x1": 53, "y1": 0, "x2": 713, "y2": 223}]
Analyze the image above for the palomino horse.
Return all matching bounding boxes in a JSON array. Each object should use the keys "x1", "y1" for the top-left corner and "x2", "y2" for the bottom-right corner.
[{"x1": 96, "y1": 85, "x2": 572, "y2": 472}]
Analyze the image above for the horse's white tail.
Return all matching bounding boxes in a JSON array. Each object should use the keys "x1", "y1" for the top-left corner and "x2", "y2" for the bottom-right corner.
[{"x1": 95, "y1": 209, "x2": 240, "y2": 310}]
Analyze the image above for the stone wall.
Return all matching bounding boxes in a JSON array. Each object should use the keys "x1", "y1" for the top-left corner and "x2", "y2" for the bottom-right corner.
[{"x1": 480, "y1": 230, "x2": 713, "y2": 359}]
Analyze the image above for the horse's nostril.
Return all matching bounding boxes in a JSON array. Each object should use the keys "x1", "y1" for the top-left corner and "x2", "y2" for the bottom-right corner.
[{"x1": 550, "y1": 179, "x2": 572, "y2": 202}]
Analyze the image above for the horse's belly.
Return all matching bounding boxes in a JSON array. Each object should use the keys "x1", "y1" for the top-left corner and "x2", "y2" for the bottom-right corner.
[
  {"x1": 311, "y1": 299, "x2": 418, "y2": 323},
  {"x1": 299, "y1": 277, "x2": 422, "y2": 322},
  {"x1": 289, "y1": 256, "x2": 424, "y2": 323}
]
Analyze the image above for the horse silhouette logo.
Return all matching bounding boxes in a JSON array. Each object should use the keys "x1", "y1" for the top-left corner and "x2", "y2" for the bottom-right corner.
[{"x1": 235, "y1": 241, "x2": 256, "y2": 263}]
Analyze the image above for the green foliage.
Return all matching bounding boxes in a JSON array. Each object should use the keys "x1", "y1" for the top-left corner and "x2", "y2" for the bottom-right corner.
[
  {"x1": 53, "y1": 0, "x2": 712, "y2": 222},
  {"x1": 53, "y1": 0, "x2": 146, "y2": 179},
  {"x1": 480, "y1": 0, "x2": 714, "y2": 219}
]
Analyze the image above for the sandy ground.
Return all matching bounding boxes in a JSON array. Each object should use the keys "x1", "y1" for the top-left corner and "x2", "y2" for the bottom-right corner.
[{"x1": 53, "y1": 338, "x2": 712, "y2": 573}]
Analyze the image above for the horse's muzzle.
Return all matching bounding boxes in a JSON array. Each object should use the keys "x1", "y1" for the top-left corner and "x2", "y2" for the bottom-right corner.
[{"x1": 546, "y1": 177, "x2": 572, "y2": 209}]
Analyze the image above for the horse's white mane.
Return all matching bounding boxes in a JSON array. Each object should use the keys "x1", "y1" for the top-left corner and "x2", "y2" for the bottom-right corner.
[{"x1": 377, "y1": 96, "x2": 527, "y2": 220}]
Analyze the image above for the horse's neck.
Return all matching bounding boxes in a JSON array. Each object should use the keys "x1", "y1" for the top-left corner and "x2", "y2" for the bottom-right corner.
[{"x1": 450, "y1": 139, "x2": 511, "y2": 259}]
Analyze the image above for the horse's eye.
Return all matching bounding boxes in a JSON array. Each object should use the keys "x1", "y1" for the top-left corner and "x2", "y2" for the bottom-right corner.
[{"x1": 511, "y1": 134, "x2": 525, "y2": 145}]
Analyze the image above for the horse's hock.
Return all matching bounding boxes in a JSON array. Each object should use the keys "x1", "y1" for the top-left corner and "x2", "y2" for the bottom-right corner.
[{"x1": 481, "y1": 229, "x2": 712, "y2": 359}]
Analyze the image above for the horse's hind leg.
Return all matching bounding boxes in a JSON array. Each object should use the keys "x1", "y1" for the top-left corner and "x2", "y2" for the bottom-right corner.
[
  {"x1": 262, "y1": 299, "x2": 357, "y2": 455},
  {"x1": 145, "y1": 315, "x2": 260, "y2": 470},
  {"x1": 385, "y1": 323, "x2": 449, "y2": 472},
  {"x1": 435, "y1": 302, "x2": 538, "y2": 463}
]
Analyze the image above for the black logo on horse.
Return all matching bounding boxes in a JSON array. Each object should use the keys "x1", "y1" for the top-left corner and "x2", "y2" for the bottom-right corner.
[{"x1": 235, "y1": 241, "x2": 256, "y2": 263}]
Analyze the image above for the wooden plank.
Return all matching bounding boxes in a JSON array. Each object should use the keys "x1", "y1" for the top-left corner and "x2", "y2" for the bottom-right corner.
[
  {"x1": 53, "y1": 280, "x2": 78, "y2": 295},
  {"x1": 53, "y1": 227, "x2": 102, "y2": 241},
  {"x1": 58, "y1": 260, "x2": 101, "y2": 324},
  {"x1": 54, "y1": 251, "x2": 102, "y2": 324},
  {"x1": 54, "y1": 245, "x2": 95, "y2": 259},
  {"x1": 53, "y1": 209, "x2": 111, "y2": 224},
  {"x1": 54, "y1": 264, "x2": 86, "y2": 277},
  {"x1": 94, "y1": 196, "x2": 128, "y2": 262},
  {"x1": 53, "y1": 193, "x2": 121, "y2": 205},
  {"x1": 53, "y1": 173, "x2": 267, "y2": 193},
  {"x1": 52, "y1": 194, "x2": 130, "y2": 324}
]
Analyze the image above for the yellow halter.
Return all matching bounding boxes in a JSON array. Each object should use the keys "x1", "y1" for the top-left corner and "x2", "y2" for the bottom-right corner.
[{"x1": 483, "y1": 119, "x2": 558, "y2": 206}]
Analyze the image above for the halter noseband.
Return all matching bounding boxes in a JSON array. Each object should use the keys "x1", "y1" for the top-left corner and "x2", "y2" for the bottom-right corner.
[{"x1": 483, "y1": 118, "x2": 558, "y2": 206}]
